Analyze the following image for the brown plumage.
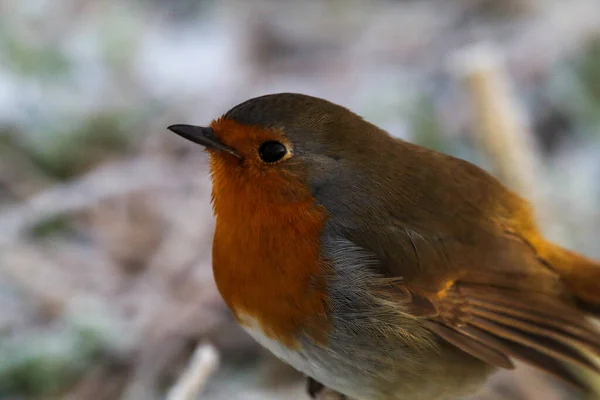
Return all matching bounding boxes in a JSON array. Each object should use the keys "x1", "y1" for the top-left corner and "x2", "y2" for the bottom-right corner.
[{"x1": 168, "y1": 93, "x2": 600, "y2": 400}]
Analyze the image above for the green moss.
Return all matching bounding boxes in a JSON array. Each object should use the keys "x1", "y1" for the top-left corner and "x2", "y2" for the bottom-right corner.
[
  {"x1": 0, "y1": 336, "x2": 77, "y2": 396},
  {"x1": 29, "y1": 215, "x2": 73, "y2": 239},
  {"x1": 0, "y1": 312, "x2": 125, "y2": 397},
  {"x1": 0, "y1": 353, "x2": 71, "y2": 395}
]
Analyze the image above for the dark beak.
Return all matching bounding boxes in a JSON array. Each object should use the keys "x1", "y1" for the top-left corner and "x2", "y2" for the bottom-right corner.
[{"x1": 167, "y1": 124, "x2": 242, "y2": 159}]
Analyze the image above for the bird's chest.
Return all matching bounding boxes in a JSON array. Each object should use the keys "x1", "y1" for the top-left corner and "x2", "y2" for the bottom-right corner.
[{"x1": 211, "y1": 213, "x2": 330, "y2": 348}]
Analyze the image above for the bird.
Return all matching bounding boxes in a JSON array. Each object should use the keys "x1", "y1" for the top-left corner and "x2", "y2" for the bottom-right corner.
[{"x1": 167, "y1": 93, "x2": 600, "y2": 400}]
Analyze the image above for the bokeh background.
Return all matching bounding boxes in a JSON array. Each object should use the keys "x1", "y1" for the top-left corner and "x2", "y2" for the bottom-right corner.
[{"x1": 1, "y1": 0, "x2": 600, "y2": 399}]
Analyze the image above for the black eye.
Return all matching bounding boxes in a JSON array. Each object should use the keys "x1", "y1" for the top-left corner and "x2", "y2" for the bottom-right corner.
[{"x1": 258, "y1": 141, "x2": 287, "y2": 163}]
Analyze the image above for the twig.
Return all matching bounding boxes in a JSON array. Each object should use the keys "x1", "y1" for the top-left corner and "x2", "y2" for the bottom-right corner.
[
  {"x1": 165, "y1": 342, "x2": 220, "y2": 400},
  {"x1": 452, "y1": 43, "x2": 541, "y2": 200}
]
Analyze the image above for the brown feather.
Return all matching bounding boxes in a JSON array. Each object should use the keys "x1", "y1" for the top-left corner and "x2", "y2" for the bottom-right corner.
[
  {"x1": 459, "y1": 284, "x2": 600, "y2": 348},
  {"x1": 543, "y1": 245, "x2": 600, "y2": 315},
  {"x1": 466, "y1": 298, "x2": 600, "y2": 349},
  {"x1": 428, "y1": 315, "x2": 595, "y2": 392},
  {"x1": 407, "y1": 281, "x2": 600, "y2": 392},
  {"x1": 457, "y1": 325, "x2": 592, "y2": 392},
  {"x1": 422, "y1": 320, "x2": 514, "y2": 369},
  {"x1": 468, "y1": 316, "x2": 599, "y2": 372}
]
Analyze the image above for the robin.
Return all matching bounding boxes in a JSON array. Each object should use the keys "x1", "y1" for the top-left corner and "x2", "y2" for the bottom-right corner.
[{"x1": 168, "y1": 93, "x2": 600, "y2": 400}]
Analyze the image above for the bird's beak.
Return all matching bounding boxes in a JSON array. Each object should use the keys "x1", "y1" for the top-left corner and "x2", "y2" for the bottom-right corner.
[{"x1": 167, "y1": 124, "x2": 242, "y2": 159}]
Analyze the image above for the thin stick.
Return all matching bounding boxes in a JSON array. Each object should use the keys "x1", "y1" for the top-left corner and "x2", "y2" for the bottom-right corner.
[
  {"x1": 452, "y1": 43, "x2": 541, "y2": 200},
  {"x1": 165, "y1": 342, "x2": 220, "y2": 400}
]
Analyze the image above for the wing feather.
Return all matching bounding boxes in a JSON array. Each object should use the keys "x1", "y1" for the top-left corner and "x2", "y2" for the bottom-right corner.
[{"x1": 410, "y1": 282, "x2": 600, "y2": 393}]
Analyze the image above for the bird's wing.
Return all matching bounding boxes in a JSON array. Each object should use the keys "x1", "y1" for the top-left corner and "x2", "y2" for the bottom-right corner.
[
  {"x1": 411, "y1": 282, "x2": 600, "y2": 388},
  {"x1": 380, "y1": 229, "x2": 600, "y2": 392}
]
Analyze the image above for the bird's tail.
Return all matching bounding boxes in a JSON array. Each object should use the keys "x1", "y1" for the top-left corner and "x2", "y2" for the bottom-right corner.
[{"x1": 545, "y1": 245, "x2": 600, "y2": 315}]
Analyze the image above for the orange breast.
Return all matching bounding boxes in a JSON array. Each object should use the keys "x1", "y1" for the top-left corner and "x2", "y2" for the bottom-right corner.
[{"x1": 209, "y1": 119, "x2": 330, "y2": 348}]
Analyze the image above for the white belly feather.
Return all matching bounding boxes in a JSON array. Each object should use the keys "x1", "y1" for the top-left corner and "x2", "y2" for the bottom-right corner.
[{"x1": 238, "y1": 312, "x2": 321, "y2": 377}]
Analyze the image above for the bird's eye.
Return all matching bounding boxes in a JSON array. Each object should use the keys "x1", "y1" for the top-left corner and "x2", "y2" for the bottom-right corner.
[{"x1": 258, "y1": 141, "x2": 287, "y2": 163}]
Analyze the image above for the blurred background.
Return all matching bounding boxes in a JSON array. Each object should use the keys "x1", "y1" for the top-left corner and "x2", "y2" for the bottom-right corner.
[{"x1": 1, "y1": 0, "x2": 600, "y2": 399}]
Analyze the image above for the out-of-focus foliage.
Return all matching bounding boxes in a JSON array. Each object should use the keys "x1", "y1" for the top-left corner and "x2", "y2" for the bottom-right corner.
[{"x1": 0, "y1": 0, "x2": 599, "y2": 399}]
